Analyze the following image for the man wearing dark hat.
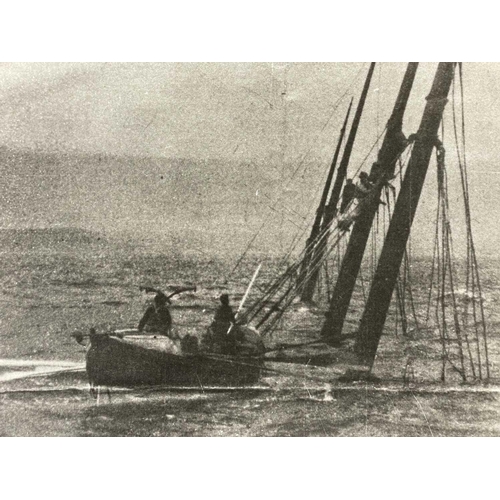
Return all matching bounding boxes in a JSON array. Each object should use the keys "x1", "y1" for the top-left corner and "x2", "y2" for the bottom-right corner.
[{"x1": 138, "y1": 291, "x2": 174, "y2": 338}]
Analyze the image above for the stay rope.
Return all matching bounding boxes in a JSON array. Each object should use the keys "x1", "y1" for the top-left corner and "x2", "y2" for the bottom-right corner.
[
  {"x1": 227, "y1": 65, "x2": 367, "y2": 279},
  {"x1": 246, "y1": 132, "x2": 416, "y2": 337},
  {"x1": 422, "y1": 67, "x2": 490, "y2": 382},
  {"x1": 451, "y1": 66, "x2": 490, "y2": 378}
]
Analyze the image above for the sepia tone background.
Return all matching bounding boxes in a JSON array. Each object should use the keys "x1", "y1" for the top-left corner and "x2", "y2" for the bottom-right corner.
[
  {"x1": 1, "y1": 62, "x2": 499, "y2": 439},
  {"x1": 0, "y1": 62, "x2": 498, "y2": 258}
]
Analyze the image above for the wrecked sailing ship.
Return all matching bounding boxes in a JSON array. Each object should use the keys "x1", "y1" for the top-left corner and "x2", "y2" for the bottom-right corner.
[
  {"x1": 73, "y1": 62, "x2": 490, "y2": 388},
  {"x1": 239, "y1": 62, "x2": 489, "y2": 381}
]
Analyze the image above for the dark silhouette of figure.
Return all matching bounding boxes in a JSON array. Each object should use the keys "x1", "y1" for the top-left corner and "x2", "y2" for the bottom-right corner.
[
  {"x1": 356, "y1": 171, "x2": 373, "y2": 198},
  {"x1": 368, "y1": 161, "x2": 396, "y2": 197},
  {"x1": 368, "y1": 161, "x2": 383, "y2": 183},
  {"x1": 340, "y1": 178, "x2": 356, "y2": 213},
  {"x1": 210, "y1": 294, "x2": 237, "y2": 354},
  {"x1": 138, "y1": 292, "x2": 175, "y2": 338},
  {"x1": 212, "y1": 294, "x2": 235, "y2": 333},
  {"x1": 338, "y1": 172, "x2": 373, "y2": 232}
]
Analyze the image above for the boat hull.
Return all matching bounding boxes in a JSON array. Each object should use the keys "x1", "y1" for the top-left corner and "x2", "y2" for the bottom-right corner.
[{"x1": 86, "y1": 334, "x2": 263, "y2": 387}]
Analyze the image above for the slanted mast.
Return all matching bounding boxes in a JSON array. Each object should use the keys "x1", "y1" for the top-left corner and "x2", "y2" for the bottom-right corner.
[
  {"x1": 321, "y1": 63, "x2": 419, "y2": 344},
  {"x1": 354, "y1": 62, "x2": 457, "y2": 366},
  {"x1": 300, "y1": 63, "x2": 376, "y2": 302},
  {"x1": 297, "y1": 99, "x2": 352, "y2": 299}
]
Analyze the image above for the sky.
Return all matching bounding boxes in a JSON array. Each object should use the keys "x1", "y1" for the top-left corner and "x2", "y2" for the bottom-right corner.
[{"x1": 0, "y1": 62, "x2": 499, "y2": 258}]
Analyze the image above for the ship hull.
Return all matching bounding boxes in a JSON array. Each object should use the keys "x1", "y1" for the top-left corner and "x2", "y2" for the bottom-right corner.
[{"x1": 86, "y1": 334, "x2": 263, "y2": 387}]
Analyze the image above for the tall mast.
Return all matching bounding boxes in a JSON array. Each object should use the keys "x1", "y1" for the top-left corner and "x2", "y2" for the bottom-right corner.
[
  {"x1": 354, "y1": 62, "x2": 456, "y2": 366},
  {"x1": 301, "y1": 62, "x2": 375, "y2": 302},
  {"x1": 321, "y1": 63, "x2": 419, "y2": 344},
  {"x1": 298, "y1": 99, "x2": 353, "y2": 298}
]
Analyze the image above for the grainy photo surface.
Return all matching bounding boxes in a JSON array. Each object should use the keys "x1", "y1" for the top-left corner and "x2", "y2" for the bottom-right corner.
[{"x1": 1, "y1": 62, "x2": 498, "y2": 436}]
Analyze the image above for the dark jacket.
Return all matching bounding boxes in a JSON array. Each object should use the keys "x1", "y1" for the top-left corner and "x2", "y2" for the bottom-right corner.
[
  {"x1": 340, "y1": 183, "x2": 356, "y2": 213},
  {"x1": 138, "y1": 304, "x2": 172, "y2": 336},
  {"x1": 213, "y1": 304, "x2": 236, "y2": 324},
  {"x1": 211, "y1": 304, "x2": 237, "y2": 354}
]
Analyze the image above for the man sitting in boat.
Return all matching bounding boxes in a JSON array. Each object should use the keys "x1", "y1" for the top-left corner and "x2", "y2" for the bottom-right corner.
[
  {"x1": 138, "y1": 291, "x2": 177, "y2": 339},
  {"x1": 202, "y1": 294, "x2": 239, "y2": 354},
  {"x1": 213, "y1": 293, "x2": 236, "y2": 333}
]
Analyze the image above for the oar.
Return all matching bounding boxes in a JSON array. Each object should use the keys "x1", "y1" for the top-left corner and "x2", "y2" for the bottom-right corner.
[
  {"x1": 227, "y1": 262, "x2": 262, "y2": 335},
  {"x1": 71, "y1": 328, "x2": 155, "y2": 344},
  {"x1": 71, "y1": 285, "x2": 198, "y2": 344},
  {"x1": 139, "y1": 285, "x2": 197, "y2": 303},
  {"x1": 71, "y1": 329, "x2": 118, "y2": 344},
  {"x1": 166, "y1": 285, "x2": 197, "y2": 300}
]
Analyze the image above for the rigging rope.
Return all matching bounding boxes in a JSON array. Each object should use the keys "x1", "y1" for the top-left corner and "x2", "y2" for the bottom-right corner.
[
  {"x1": 254, "y1": 129, "x2": 414, "y2": 334},
  {"x1": 454, "y1": 64, "x2": 490, "y2": 378},
  {"x1": 245, "y1": 208, "x2": 355, "y2": 334},
  {"x1": 227, "y1": 65, "x2": 367, "y2": 279},
  {"x1": 248, "y1": 135, "x2": 414, "y2": 336},
  {"x1": 427, "y1": 100, "x2": 489, "y2": 383}
]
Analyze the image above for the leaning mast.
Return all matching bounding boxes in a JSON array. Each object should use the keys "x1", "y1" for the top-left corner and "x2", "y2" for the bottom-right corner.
[
  {"x1": 321, "y1": 63, "x2": 419, "y2": 344},
  {"x1": 298, "y1": 99, "x2": 353, "y2": 297},
  {"x1": 354, "y1": 62, "x2": 457, "y2": 366},
  {"x1": 301, "y1": 62, "x2": 375, "y2": 302}
]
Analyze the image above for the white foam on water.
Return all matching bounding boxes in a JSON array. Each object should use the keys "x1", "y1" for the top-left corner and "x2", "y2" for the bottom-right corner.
[
  {"x1": 0, "y1": 359, "x2": 84, "y2": 382},
  {"x1": 0, "y1": 359, "x2": 80, "y2": 368}
]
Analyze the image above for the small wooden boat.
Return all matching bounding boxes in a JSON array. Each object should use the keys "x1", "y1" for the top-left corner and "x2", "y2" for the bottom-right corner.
[{"x1": 78, "y1": 325, "x2": 265, "y2": 388}]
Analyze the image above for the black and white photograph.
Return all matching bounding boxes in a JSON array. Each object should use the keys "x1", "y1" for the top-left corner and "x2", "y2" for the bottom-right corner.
[
  {"x1": 1, "y1": 15, "x2": 499, "y2": 487},
  {"x1": 1, "y1": 60, "x2": 498, "y2": 439}
]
